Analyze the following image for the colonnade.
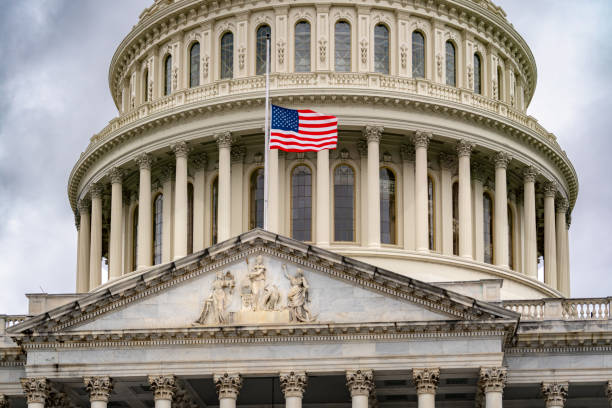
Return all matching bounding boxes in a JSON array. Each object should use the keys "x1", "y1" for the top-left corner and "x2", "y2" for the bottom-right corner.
[
  {"x1": 74, "y1": 128, "x2": 571, "y2": 295},
  {"x1": 16, "y1": 367, "x2": 578, "y2": 407}
]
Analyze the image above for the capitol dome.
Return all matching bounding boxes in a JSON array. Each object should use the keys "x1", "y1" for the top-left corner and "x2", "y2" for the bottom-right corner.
[{"x1": 69, "y1": 0, "x2": 576, "y2": 300}]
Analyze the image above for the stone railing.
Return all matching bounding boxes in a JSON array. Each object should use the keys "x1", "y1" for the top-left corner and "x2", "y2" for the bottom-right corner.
[
  {"x1": 0, "y1": 315, "x2": 29, "y2": 335},
  {"x1": 87, "y1": 73, "x2": 556, "y2": 151},
  {"x1": 500, "y1": 298, "x2": 611, "y2": 321}
]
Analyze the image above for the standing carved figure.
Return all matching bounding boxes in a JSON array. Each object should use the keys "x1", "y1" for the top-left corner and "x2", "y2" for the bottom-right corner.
[
  {"x1": 196, "y1": 271, "x2": 235, "y2": 325},
  {"x1": 282, "y1": 264, "x2": 315, "y2": 322},
  {"x1": 246, "y1": 255, "x2": 267, "y2": 311}
]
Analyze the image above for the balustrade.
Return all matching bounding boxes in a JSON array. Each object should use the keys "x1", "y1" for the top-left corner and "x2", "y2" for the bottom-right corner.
[{"x1": 501, "y1": 298, "x2": 612, "y2": 321}]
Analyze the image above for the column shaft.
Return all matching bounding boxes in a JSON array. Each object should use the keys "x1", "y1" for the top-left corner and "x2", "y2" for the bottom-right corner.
[
  {"x1": 523, "y1": 167, "x2": 538, "y2": 278},
  {"x1": 109, "y1": 169, "x2": 123, "y2": 279},
  {"x1": 439, "y1": 154, "x2": 454, "y2": 256},
  {"x1": 485, "y1": 391, "x2": 503, "y2": 408},
  {"x1": 401, "y1": 146, "x2": 415, "y2": 251},
  {"x1": 472, "y1": 166, "x2": 485, "y2": 262},
  {"x1": 494, "y1": 153, "x2": 511, "y2": 267},
  {"x1": 414, "y1": 132, "x2": 431, "y2": 252},
  {"x1": 544, "y1": 182, "x2": 557, "y2": 288},
  {"x1": 230, "y1": 147, "x2": 245, "y2": 236},
  {"x1": 173, "y1": 143, "x2": 189, "y2": 259},
  {"x1": 89, "y1": 185, "x2": 103, "y2": 289},
  {"x1": 136, "y1": 154, "x2": 153, "y2": 269},
  {"x1": 77, "y1": 203, "x2": 91, "y2": 292},
  {"x1": 479, "y1": 367, "x2": 506, "y2": 408},
  {"x1": 217, "y1": 133, "x2": 232, "y2": 241},
  {"x1": 316, "y1": 149, "x2": 330, "y2": 245},
  {"x1": 457, "y1": 140, "x2": 474, "y2": 258},
  {"x1": 413, "y1": 368, "x2": 439, "y2": 408},
  {"x1": 365, "y1": 126, "x2": 383, "y2": 247},
  {"x1": 417, "y1": 393, "x2": 435, "y2": 408},
  {"x1": 193, "y1": 156, "x2": 207, "y2": 252},
  {"x1": 556, "y1": 199, "x2": 570, "y2": 296},
  {"x1": 161, "y1": 168, "x2": 173, "y2": 263}
]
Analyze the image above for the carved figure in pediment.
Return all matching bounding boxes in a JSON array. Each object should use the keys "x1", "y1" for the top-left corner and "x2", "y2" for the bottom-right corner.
[
  {"x1": 262, "y1": 284, "x2": 281, "y2": 311},
  {"x1": 246, "y1": 255, "x2": 267, "y2": 311},
  {"x1": 196, "y1": 271, "x2": 235, "y2": 325},
  {"x1": 282, "y1": 264, "x2": 315, "y2": 322}
]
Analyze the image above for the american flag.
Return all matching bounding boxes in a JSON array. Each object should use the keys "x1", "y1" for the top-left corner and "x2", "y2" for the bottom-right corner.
[{"x1": 269, "y1": 105, "x2": 338, "y2": 152}]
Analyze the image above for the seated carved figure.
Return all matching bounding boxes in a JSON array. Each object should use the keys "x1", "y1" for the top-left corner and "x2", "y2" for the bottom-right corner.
[{"x1": 196, "y1": 271, "x2": 235, "y2": 325}]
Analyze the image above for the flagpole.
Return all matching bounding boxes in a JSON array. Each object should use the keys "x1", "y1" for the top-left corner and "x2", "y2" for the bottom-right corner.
[{"x1": 263, "y1": 34, "x2": 270, "y2": 231}]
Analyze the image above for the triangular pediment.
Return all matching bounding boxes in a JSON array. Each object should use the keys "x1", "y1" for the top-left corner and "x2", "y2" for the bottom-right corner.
[{"x1": 9, "y1": 230, "x2": 518, "y2": 338}]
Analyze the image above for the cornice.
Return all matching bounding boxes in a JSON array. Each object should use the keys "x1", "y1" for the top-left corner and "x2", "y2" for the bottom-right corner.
[{"x1": 67, "y1": 84, "x2": 578, "y2": 215}]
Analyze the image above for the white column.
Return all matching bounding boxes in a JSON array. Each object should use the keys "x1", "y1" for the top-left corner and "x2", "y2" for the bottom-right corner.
[
  {"x1": 365, "y1": 126, "x2": 383, "y2": 248},
  {"x1": 193, "y1": 154, "x2": 208, "y2": 252},
  {"x1": 494, "y1": 152, "x2": 511, "y2": 268},
  {"x1": 413, "y1": 368, "x2": 439, "y2": 408},
  {"x1": 439, "y1": 154, "x2": 454, "y2": 256},
  {"x1": 136, "y1": 153, "x2": 153, "y2": 269},
  {"x1": 148, "y1": 375, "x2": 176, "y2": 408},
  {"x1": 414, "y1": 131, "x2": 431, "y2": 252},
  {"x1": 346, "y1": 370, "x2": 373, "y2": 408},
  {"x1": 542, "y1": 382, "x2": 569, "y2": 408},
  {"x1": 160, "y1": 167, "x2": 174, "y2": 263},
  {"x1": 543, "y1": 181, "x2": 557, "y2": 289},
  {"x1": 109, "y1": 168, "x2": 124, "y2": 279},
  {"x1": 214, "y1": 373, "x2": 243, "y2": 408},
  {"x1": 172, "y1": 141, "x2": 189, "y2": 260},
  {"x1": 523, "y1": 166, "x2": 538, "y2": 278},
  {"x1": 472, "y1": 164, "x2": 485, "y2": 262},
  {"x1": 230, "y1": 146, "x2": 245, "y2": 236},
  {"x1": 478, "y1": 367, "x2": 506, "y2": 408},
  {"x1": 280, "y1": 372, "x2": 307, "y2": 408},
  {"x1": 89, "y1": 183, "x2": 103, "y2": 289},
  {"x1": 401, "y1": 145, "x2": 415, "y2": 251},
  {"x1": 21, "y1": 378, "x2": 49, "y2": 408},
  {"x1": 457, "y1": 139, "x2": 474, "y2": 259},
  {"x1": 556, "y1": 198, "x2": 570, "y2": 296},
  {"x1": 217, "y1": 132, "x2": 232, "y2": 242},
  {"x1": 77, "y1": 200, "x2": 91, "y2": 292},
  {"x1": 358, "y1": 142, "x2": 368, "y2": 245},
  {"x1": 316, "y1": 149, "x2": 330, "y2": 246},
  {"x1": 84, "y1": 376, "x2": 113, "y2": 408}
]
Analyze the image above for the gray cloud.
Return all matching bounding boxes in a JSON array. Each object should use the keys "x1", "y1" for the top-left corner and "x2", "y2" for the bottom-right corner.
[{"x1": 0, "y1": 1, "x2": 610, "y2": 313}]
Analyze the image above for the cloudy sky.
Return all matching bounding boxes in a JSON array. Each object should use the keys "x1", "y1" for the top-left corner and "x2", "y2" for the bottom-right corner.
[{"x1": 0, "y1": 1, "x2": 610, "y2": 314}]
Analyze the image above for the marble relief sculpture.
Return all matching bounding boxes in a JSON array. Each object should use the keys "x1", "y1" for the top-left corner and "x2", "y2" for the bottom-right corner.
[
  {"x1": 282, "y1": 264, "x2": 315, "y2": 322},
  {"x1": 246, "y1": 255, "x2": 267, "y2": 310},
  {"x1": 195, "y1": 271, "x2": 235, "y2": 325}
]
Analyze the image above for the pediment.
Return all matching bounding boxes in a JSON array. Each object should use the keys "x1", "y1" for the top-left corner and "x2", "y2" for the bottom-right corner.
[{"x1": 9, "y1": 230, "x2": 518, "y2": 338}]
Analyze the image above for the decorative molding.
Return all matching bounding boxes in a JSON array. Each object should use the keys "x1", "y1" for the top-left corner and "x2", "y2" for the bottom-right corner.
[
  {"x1": 238, "y1": 46, "x2": 246, "y2": 70},
  {"x1": 171, "y1": 141, "x2": 190, "y2": 158},
  {"x1": 360, "y1": 39, "x2": 368, "y2": 64},
  {"x1": 84, "y1": 376, "x2": 113, "y2": 402},
  {"x1": 277, "y1": 40, "x2": 286, "y2": 65},
  {"x1": 346, "y1": 369, "x2": 374, "y2": 397},
  {"x1": 493, "y1": 151, "x2": 512, "y2": 169},
  {"x1": 135, "y1": 152, "x2": 153, "y2": 170},
  {"x1": 214, "y1": 373, "x2": 243, "y2": 399},
  {"x1": 413, "y1": 131, "x2": 432, "y2": 149},
  {"x1": 279, "y1": 372, "x2": 308, "y2": 398},
  {"x1": 541, "y1": 382, "x2": 568, "y2": 408},
  {"x1": 363, "y1": 125, "x2": 384, "y2": 144},
  {"x1": 413, "y1": 368, "x2": 440, "y2": 395},
  {"x1": 20, "y1": 377, "x2": 49, "y2": 404},
  {"x1": 523, "y1": 165, "x2": 538, "y2": 183},
  {"x1": 456, "y1": 139, "x2": 475, "y2": 158},
  {"x1": 319, "y1": 38, "x2": 327, "y2": 63},
  {"x1": 216, "y1": 132, "x2": 233, "y2": 149},
  {"x1": 202, "y1": 55, "x2": 210, "y2": 78},
  {"x1": 478, "y1": 367, "x2": 507, "y2": 393},
  {"x1": 148, "y1": 374, "x2": 177, "y2": 401},
  {"x1": 400, "y1": 44, "x2": 408, "y2": 69}
]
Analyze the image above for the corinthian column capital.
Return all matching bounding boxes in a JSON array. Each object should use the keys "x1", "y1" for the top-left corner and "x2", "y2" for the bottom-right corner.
[
  {"x1": 543, "y1": 180, "x2": 558, "y2": 198},
  {"x1": 280, "y1": 372, "x2": 308, "y2": 398},
  {"x1": 135, "y1": 152, "x2": 153, "y2": 170},
  {"x1": 439, "y1": 153, "x2": 456, "y2": 171},
  {"x1": 556, "y1": 197, "x2": 569, "y2": 213},
  {"x1": 216, "y1": 132, "x2": 233, "y2": 149},
  {"x1": 171, "y1": 141, "x2": 190, "y2": 158},
  {"x1": 78, "y1": 198, "x2": 91, "y2": 214},
  {"x1": 413, "y1": 131, "x2": 432, "y2": 149},
  {"x1": 346, "y1": 369, "x2": 374, "y2": 397},
  {"x1": 606, "y1": 381, "x2": 612, "y2": 404},
  {"x1": 214, "y1": 373, "x2": 243, "y2": 399},
  {"x1": 108, "y1": 167, "x2": 124, "y2": 184},
  {"x1": 493, "y1": 151, "x2": 513, "y2": 169},
  {"x1": 412, "y1": 368, "x2": 440, "y2": 395},
  {"x1": 148, "y1": 375, "x2": 177, "y2": 401},
  {"x1": 89, "y1": 183, "x2": 104, "y2": 199},
  {"x1": 20, "y1": 377, "x2": 49, "y2": 405},
  {"x1": 84, "y1": 376, "x2": 113, "y2": 402},
  {"x1": 363, "y1": 125, "x2": 384, "y2": 144},
  {"x1": 478, "y1": 367, "x2": 507, "y2": 393},
  {"x1": 400, "y1": 144, "x2": 415, "y2": 162},
  {"x1": 192, "y1": 152, "x2": 209, "y2": 170},
  {"x1": 0, "y1": 394, "x2": 9, "y2": 408},
  {"x1": 541, "y1": 382, "x2": 568, "y2": 407},
  {"x1": 456, "y1": 139, "x2": 475, "y2": 158},
  {"x1": 523, "y1": 165, "x2": 538, "y2": 183}
]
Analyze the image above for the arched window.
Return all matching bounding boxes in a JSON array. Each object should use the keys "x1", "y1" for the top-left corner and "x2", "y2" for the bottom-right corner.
[
  {"x1": 190, "y1": 42, "x2": 200, "y2": 88},
  {"x1": 132, "y1": 206, "x2": 139, "y2": 271},
  {"x1": 143, "y1": 69, "x2": 149, "y2": 102},
  {"x1": 427, "y1": 176, "x2": 436, "y2": 250},
  {"x1": 452, "y1": 181, "x2": 459, "y2": 255},
  {"x1": 474, "y1": 53, "x2": 482, "y2": 94},
  {"x1": 334, "y1": 165, "x2": 355, "y2": 242},
  {"x1": 295, "y1": 21, "x2": 311, "y2": 72},
  {"x1": 187, "y1": 183, "x2": 194, "y2": 254},
  {"x1": 508, "y1": 205, "x2": 514, "y2": 270},
  {"x1": 380, "y1": 167, "x2": 396, "y2": 244},
  {"x1": 445, "y1": 41, "x2": 456, "y2": 86},
  {"x1": 256, "y1": 25, "x2": 271, "y2": 75},
  {"x1": 250, "y1": 168, "x2": 265, "y2": 229},
  {"x1": 334, "y1": 21, "x2": 351, "y2": 72},
  {"x1": 153, "y1": 195, "x2": 163, "y2": 265},
  {"x1": 374, "y1": 24, "x2": 389, "y2": 75},
  {"x1": 211, "y1": 177, "x2": 219, "y2": 245},
  {"x1": 412, "y1": 31, "x2": 425, "y2": 78},
  {"x1": 220, "y1": 32, "x2": 234, "y2": 79},
  {"x1": 164, "y1": 54, "x2": 172, "y2": 96},
  {"x1": 497, "y1": 65, "x2": 503, "y2": 100},
  {"x1": 291, "y1": 165, "x2": 312, "y2": 241},
  {"x1": 483, "y1": 192, "x2": 494, "y2": 264}
]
